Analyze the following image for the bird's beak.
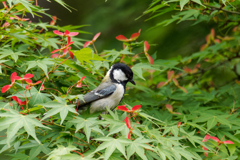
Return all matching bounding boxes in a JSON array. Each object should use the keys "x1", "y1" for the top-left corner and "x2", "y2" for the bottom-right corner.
[{"x1": 130, "y1": 79, "x2": 136, "y2": 85}]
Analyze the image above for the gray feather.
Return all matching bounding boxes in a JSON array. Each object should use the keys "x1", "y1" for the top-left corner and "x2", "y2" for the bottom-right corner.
[{"x1": 77, "y1": 84, "x2": 117, "y2": 109}]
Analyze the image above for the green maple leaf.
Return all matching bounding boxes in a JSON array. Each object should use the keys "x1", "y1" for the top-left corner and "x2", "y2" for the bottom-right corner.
[
  {"x1": 0, "y1": 109, "x2": 51, "y2": 146},
  {"x1": 0, "y1": 135, "x2": 18, "y2": 153},
  {"x1": 40, "y1": 94, "x2": 78, "y2": 125},
  {"x1": 0, "y1": 60, "x2": 9, "y2": 73},
  {"x1": 61, "y1": 154, "x2": 95, "y2": 160},
  {"x1": 73, "y1": 48, "x2": 107, "y2": 65},
  {"x1": 69, "y1": 116, "x2": 104, "y2": 142},
  {"x1": 25, "y1": 58, "x2": 54, "y2": 78},
  {"x1": 102, "y1": 48, "x2": 133, "y2": 62},
  {"x1": 99, "y1": 114, "x2": 129, "y2": 137},
  {"x1": 0, "y1": 102, "x2": 11, "y2": 110},
  {"x1": 127, "y1": 138, "x2": 156, "y2": 160},
  {"x1": 131, "y1": 63, "x2": 160, "y2": 80},
  {"x1": 101, "y1": 108, "x2": 142, "y2": 138},
  {"x1": 94, "y1": 137, "x2": 131, "y2": 160},
  {"x1": 47, "y1": 145, "x2": 78, "y2": 160},
  {"x1": 183, "y1": 130, "x2": 210, "y2": 150},
  {"x1": 45, "y1": 38, "x2": 59, "y2": 49},
  {"x1": 177, "y1": 9, "x2": 200, "y2": 23},
  {"x1": 62, "y1": 59, "x2": 92, "y2": 76},
  {"x1": 192, "y1": 0, "x2": 203, "y2": 6},
  {"x1": 17, "y1": 0, "x2": 35, "y2": 17},
  {"x1": 100, "y1": 108, "x2": 132, "y2": 137},
  {"x1": 194, "y1": 114, "x2": 231, "y2": 131},
  {"x1": 166, "y1": 145, "x2": 198, "y2": 160},
  {"x1": 10, "y1": 87, "x2": 51, "y2": 107},
  {"x1": 156, "y1": 144, "x2": 199, "y2": 160},
  {"x1": 7, "y1": 153, "x2": 29, "y2": 160},
  {"x1": 29, "y1": 143, "x2": 51, "y2": 160},
  {"x1": 0, "y1": 48, "x2": 27, "y2": 62},
  {"x1": 180, "y1": 0, "x2": 189, "y2": 11}
]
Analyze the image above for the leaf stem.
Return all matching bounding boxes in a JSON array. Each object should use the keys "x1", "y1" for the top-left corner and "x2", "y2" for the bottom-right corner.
[
  {"x1": 39, "y1": 56, "x2": 70, "y2": 92},
  {"x1": 129, "y1": 42, "x2": 132, "y2": 52},
  {"x1": 120, "y1": 54, "x2": 125, "y2": 63},
  {"x1": 92, "y1": 42, "x2": 98, "y2": 54},
  {"x1": 72, "y1": 135, "x2": 89, "y2": 144},
  {"x1": 45, "y1": 88, "x2": 62, "y2": 96},
  {"x1": 72, "y1": 150, "x2": 84, "y2": 157},
  {"x1": 22, "y1": 81, "x2": 30, "y2": 114},
  {"x1": 204, "y1": 3, "x2": 240, "y2": 15},
  {"x1": 66, "y1": 83, "x2": 77, "y2": 95},
  {"x1": 13, "y1": 87, "x2": 25, "y2": 97}
]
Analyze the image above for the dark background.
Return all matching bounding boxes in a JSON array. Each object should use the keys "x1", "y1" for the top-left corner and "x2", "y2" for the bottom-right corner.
[{"x1": 36, "y1": 0, "x2": 214, "y2": 59}]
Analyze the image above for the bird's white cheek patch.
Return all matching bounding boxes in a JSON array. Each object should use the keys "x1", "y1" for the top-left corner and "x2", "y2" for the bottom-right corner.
[{"x1": 113, "y1": 69, "x2": 128, "y2": 82}]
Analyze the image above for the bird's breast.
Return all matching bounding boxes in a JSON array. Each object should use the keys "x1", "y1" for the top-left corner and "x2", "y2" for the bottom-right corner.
[{"x1": 90, "y1": 84, "x2": 125, "y2": 113}]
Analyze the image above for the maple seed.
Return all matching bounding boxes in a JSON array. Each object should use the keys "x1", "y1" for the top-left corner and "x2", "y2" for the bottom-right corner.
[
  {"x1": 53, "y1": 30, "x2": 79, "y2": 37},
  {"x1": 177, "y1": 122, "x2": 181, "y2": 128},
  {"x1": 2, "y1": 72, "x2": 21, "y2": 93},
  {"x1": 51, "y1": 41, "x2": 75, "y2": 59},
  {"x1": 76, "y1": 76, "x2": 86, "y2": 88},
  {"x1": 116, "y1": 29, "x2": 141, "y2": 42},
  {"x1": 209, "y1": 136, "x2": 234, "y2": 144},
  {"x1": 117, "y1": 104, "x2": 141, "y2": 113},
  {"x1": 83, "y1": 32, "x2": 101, "y2": 48},
  {"x1": 12, "y1": 96, "x2": 27, "y2": 105}
]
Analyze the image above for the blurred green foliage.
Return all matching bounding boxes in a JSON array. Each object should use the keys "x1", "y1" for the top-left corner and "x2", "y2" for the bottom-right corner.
[
  {"x1": 42, "y1": 0, "x2": 214, "y2": 59},
  {"x1": 1, "y1": 0, "x2": 240, "y2": 159}
]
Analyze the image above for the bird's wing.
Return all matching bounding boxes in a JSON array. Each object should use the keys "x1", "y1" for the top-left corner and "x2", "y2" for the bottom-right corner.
[{"x1": 77, "y1": 84, "x2": 117, "y2": 108}]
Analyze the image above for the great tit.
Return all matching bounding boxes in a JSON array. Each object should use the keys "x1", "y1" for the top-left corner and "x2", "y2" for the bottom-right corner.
[{"x1": 76, "y1": 63, "x2": 135, "y2": 113}]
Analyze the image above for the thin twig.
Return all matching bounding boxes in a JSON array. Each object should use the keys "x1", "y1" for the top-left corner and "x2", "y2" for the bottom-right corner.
[
  {"x1": 92, "y1": 42, "x2": 98, "y2": 54},
  {"x1": 22, "y1": 81, "x2": 30, "y2": 114},
  {"x1": 45, "y1": 88, "x2": 62, "y2": 96},
  {"x1": 66, "y1": 83, "x2": 77, "y2": 95},
  {"x1": 72, "y1": 135, "x2": 89, "y2": 144},
  {"x1": 72, "y1": 150, "x2": 84, "y2": 157},
  {"x1": 204, "y1": 4, "x2": 240, "y2": 15}
]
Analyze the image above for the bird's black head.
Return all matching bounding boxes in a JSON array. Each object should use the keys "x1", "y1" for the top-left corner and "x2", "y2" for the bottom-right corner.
[{"x1": 109, "y1": 63, "x2": 135, "y2": 86}]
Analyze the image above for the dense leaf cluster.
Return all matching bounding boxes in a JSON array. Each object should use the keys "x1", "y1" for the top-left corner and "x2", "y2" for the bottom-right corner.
[{"x1": 0, "y1": 0, "x2": 240, "y2": 159}]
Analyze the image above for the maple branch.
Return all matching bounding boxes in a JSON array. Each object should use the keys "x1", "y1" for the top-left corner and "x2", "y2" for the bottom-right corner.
[{"x1": 204, "y1": 4, "x2": 240, "y2": 15}]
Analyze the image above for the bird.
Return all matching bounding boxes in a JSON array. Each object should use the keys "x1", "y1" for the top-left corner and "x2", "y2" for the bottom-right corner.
[{"x1": 76, "y1": 63, "x2": 135, "y2": 113}]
